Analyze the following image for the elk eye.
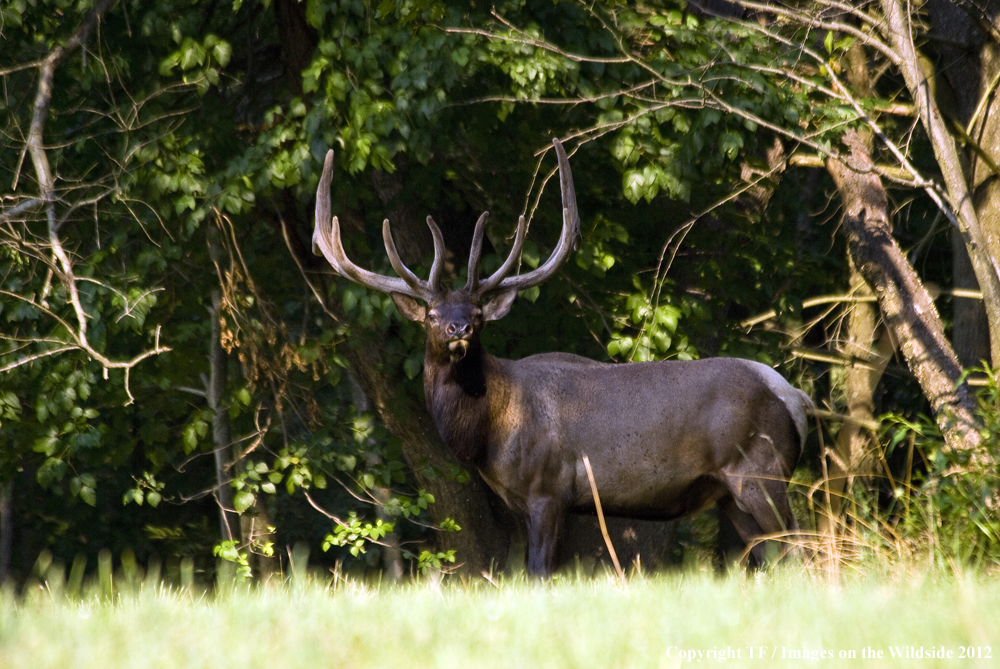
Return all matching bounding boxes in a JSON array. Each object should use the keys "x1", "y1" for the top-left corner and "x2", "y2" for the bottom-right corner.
[{"x1": 428, "y1": 312, "x2": 439, "y2": 323}]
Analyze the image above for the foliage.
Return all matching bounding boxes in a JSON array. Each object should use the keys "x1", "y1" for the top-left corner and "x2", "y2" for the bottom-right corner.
[
  {"x1": 1, "y1": 0, "x2": 996, "y2": 582},
  {"x1": 410, "y1": 549, "x2": 456, "y2": 574},
  {"x1": 874, "y1": 373, "x2": 1000, "y2": 567},
  {"x1": 322, "y1": 512, "x2": 393, "y2": 557}
]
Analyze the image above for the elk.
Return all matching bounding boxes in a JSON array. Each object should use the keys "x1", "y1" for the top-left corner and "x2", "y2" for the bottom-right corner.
[{"x1": 313, "y1": 139, "x2": 812, "y2": 576}]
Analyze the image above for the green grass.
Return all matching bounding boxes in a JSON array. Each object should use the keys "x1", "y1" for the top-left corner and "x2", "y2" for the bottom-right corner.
[{"x1": 1, "y1": 566, "x2": 997, "y2": 668}]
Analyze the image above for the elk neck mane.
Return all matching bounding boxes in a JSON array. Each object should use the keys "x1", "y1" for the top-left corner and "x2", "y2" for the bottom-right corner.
[{"x1": 424, "y1": 340, "x2": 506, "y2": 465}]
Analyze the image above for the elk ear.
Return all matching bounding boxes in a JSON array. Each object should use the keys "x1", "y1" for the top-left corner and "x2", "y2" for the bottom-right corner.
[
  {"x1": 482, "y1": 289, "x2": 518, "y2": 322},
  {"x1": 391, "y1": 293, "x2": 426, "y2": 322}
]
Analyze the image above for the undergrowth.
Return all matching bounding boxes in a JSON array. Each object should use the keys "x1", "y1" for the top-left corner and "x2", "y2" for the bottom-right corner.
[{"x1": 787, "y1": 369, "x2": 1000, "y2": 577}]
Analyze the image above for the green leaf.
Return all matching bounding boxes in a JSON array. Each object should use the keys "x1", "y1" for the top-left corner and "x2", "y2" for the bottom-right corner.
[
  {"x1": 1, "y1": 391, "x2": 20, "y2": 412},
  {"x1": 212, "y1": 39, "x2": 233, "y2": 67},
  {"x1": 33, "y1": 435, "x2": 58, "y2": 457},
  {"x1": 305, "y1": 0, "x2": 326, "y2": 29},
  {"x1": 520, "y1": 286, "x2": 540, "y2": 303},
  {"x1": 654, "y1": 305, "x2": 680, "y2": 332},
  {"x1": 182, "y1": 424, "x2": 198, "y2": 453},
  {"x1": 236, "y1": 388, "x2": 252, "y2": 406},
  {"x1": 180, "y1": 38, "x2": 207, "y2": 70},
  {"x1": 234, "y1": 490, "x2": 255, "y2": 513},
  {"x1": 719, "y1": 131, "x2": 744, "y2": 160},
  {"x1": 159, "y1": 52, "x2": 181, "y2": 76}
]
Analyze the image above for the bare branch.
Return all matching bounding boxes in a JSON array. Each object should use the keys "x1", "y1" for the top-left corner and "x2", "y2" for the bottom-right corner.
[
  {"x1": 728, "y1": 0, "x2": 901, "y2": 65},
  {"x1": 0, "y1": 346, "x2": 79, "y2": 374},
  {"x1": 789, "y1": 153, "x2": 915, "y2": 182},
  {"x1": 0, "y1": 198, "x2": 44, "y2": 222},
  {"x1": 4, "y1": 0, "x2": 171, "y2": 403},
  {"x1": 881, "y1": 0, "x2": 1000, "y2": 363}
]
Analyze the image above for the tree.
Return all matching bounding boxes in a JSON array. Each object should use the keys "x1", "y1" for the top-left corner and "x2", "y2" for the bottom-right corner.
[
  {"x1": 449, "y1": 0, "x2": 1000, "y2": 556},
  {"x1": 461, "y1": 0, "x2": 998, "y2": 446},
  {"x1": 1, "y1": 0, "x2": 180, "y2": 578},
  {"x1": 0, "y1": 0, "x2": 534, "y2": 578},
  {"x1": 4, "y1": 0, "x2": 999, "y2": 580}
]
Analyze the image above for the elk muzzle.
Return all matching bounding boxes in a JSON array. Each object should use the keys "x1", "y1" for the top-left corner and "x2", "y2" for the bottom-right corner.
[{"x1": 445, "y1": 321, "x2": 473, "y2": 362}]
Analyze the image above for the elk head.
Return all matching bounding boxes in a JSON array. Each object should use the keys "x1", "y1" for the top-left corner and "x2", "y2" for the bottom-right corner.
[{"x1": 312, "y1": 139, "x2": 581, "y2": 360}]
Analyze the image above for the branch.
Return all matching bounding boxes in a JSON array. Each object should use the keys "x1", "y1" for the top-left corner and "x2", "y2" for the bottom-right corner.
[
  {"x1": 881, "y1": 0, "x2": 1000, "y2": 362},
  {"x1": 788, "y1": 153, "x2": 914, "y2": 182},
  {"x1": 279, "y1": 215, "x2": 341, "y2": 323},
  {"x1": 0, "y1": 346, "x2": 79, "y2": 374},
  {"x1": 0, "y1": 198, "x2": 44, "y2": 222},
  {"x1": 25, "y1": 0, "x2": 117, "y2": 343},
  {"x1": 7, "y1": 0, "x2": 170, "y2": 404},
  {"x1": 727, "y1": 0, "x2": 901, "y2": 66},
  {"x1": 710, "y1": 6, "x2": 987, "y2": 244},
  {"x1": 742, "y1": 286, "x2": 983, "y2": 329}
]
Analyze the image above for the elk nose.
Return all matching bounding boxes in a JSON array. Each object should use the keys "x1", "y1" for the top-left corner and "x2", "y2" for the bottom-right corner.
[{"x1": 445, "y1": 322, "x2": 471, "y2": 338}]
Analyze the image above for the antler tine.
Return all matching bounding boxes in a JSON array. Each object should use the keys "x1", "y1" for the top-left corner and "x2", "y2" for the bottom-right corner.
[
  {"x1": 312, "y1": 149, "x2": 425, "y2": 300},
  {"x1": 382, "y1": 215, "x2": 447, "y2": 299},
  {"x1": 425, "y1": 216, "x2": 447, "y2": 292},
  {"x1": 382, "y1": 219, "x2": 423, "y2": 294},
  {"x1": 487, "y1": 138, "x2": 580, "y2": 295},
  {"x1": 475, "y1": 215, "x2": 527, "y2": 296},
  {"x1": 312, "y1": 150, "x2": 340, "y2": 272},
  {"x1": 465, "y1": 211, "x2": 490, "y2": 291}
]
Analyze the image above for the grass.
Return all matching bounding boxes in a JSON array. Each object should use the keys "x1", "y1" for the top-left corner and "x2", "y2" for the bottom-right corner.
[{"x1": 1, "y1": 564, "x2": 997, "y2": 668}]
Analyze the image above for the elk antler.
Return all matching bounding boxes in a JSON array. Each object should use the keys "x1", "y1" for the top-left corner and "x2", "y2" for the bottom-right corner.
[
  {"x1": 314, "y1": 137, "x2": 579, "y2": 304},
  {"x1": 468, "y1": 138, "x2": 580, "y2": 298},
  {"x1": 312, "y1": 149, "x2": 444, "y2": 302}
]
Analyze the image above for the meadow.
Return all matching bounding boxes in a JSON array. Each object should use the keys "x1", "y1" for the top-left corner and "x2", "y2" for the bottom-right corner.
[{"x1": 1, "y1": 561, "x2": 997, "y2": 669}]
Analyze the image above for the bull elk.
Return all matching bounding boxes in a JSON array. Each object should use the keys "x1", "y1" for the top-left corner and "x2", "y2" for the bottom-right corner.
[{"x1": 313, "y1": 139, "x2": 812, "y2": 575}]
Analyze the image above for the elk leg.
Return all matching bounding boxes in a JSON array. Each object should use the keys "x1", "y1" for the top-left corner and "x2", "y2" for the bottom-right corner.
[{"x1": 524, "y1": 496, "x2": 565, "y2": 576}]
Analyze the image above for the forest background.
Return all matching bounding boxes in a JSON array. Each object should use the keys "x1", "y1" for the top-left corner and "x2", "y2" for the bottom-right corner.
[{"x1": 3, "y1": 0, "x2": 1000, "y2": 586}]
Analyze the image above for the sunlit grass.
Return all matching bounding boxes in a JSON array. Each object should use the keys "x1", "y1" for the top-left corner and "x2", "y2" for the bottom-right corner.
[{"x1": 1, "y1": 564, "x2": 997, "y2": 668}]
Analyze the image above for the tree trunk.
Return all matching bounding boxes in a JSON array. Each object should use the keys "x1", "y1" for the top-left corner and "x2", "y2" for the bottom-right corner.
[
  {"x1": 824, "y1": 265, "x2": 894, "y2": 525},
  {"x1": 270, "y1": 0, "x2": 513, "y2": 573},
  {"x1": 882, "y1": 0, "x2": 1000, "y2": 365},
  {"x1": 826, "y1": 130, "x2": 983, "y2": 454},
  {"x1": 825, "y1": 43, "x2": 892, "y2": 498},
  {"x1": 952, "y1": 229, "x2": 992, "y2": 368},
  {"x1": 345, "y1": 334, "x2": 514, "y2": 575},
  {"x1": 0, "y1": 482, "x2": 11, "y2": 585},
  {"x1": 274, "y1": 0, "x2": 317, "y2": 96},
  {"x1": 240, "y1": 501, "x2": 279, "y2": 581},
  {"x1": 209, "y1": 289, "x2": 240, "y2": 542},
  {"x1": 926, "y1": 0, "x2": 1000, "y2": 369}
]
